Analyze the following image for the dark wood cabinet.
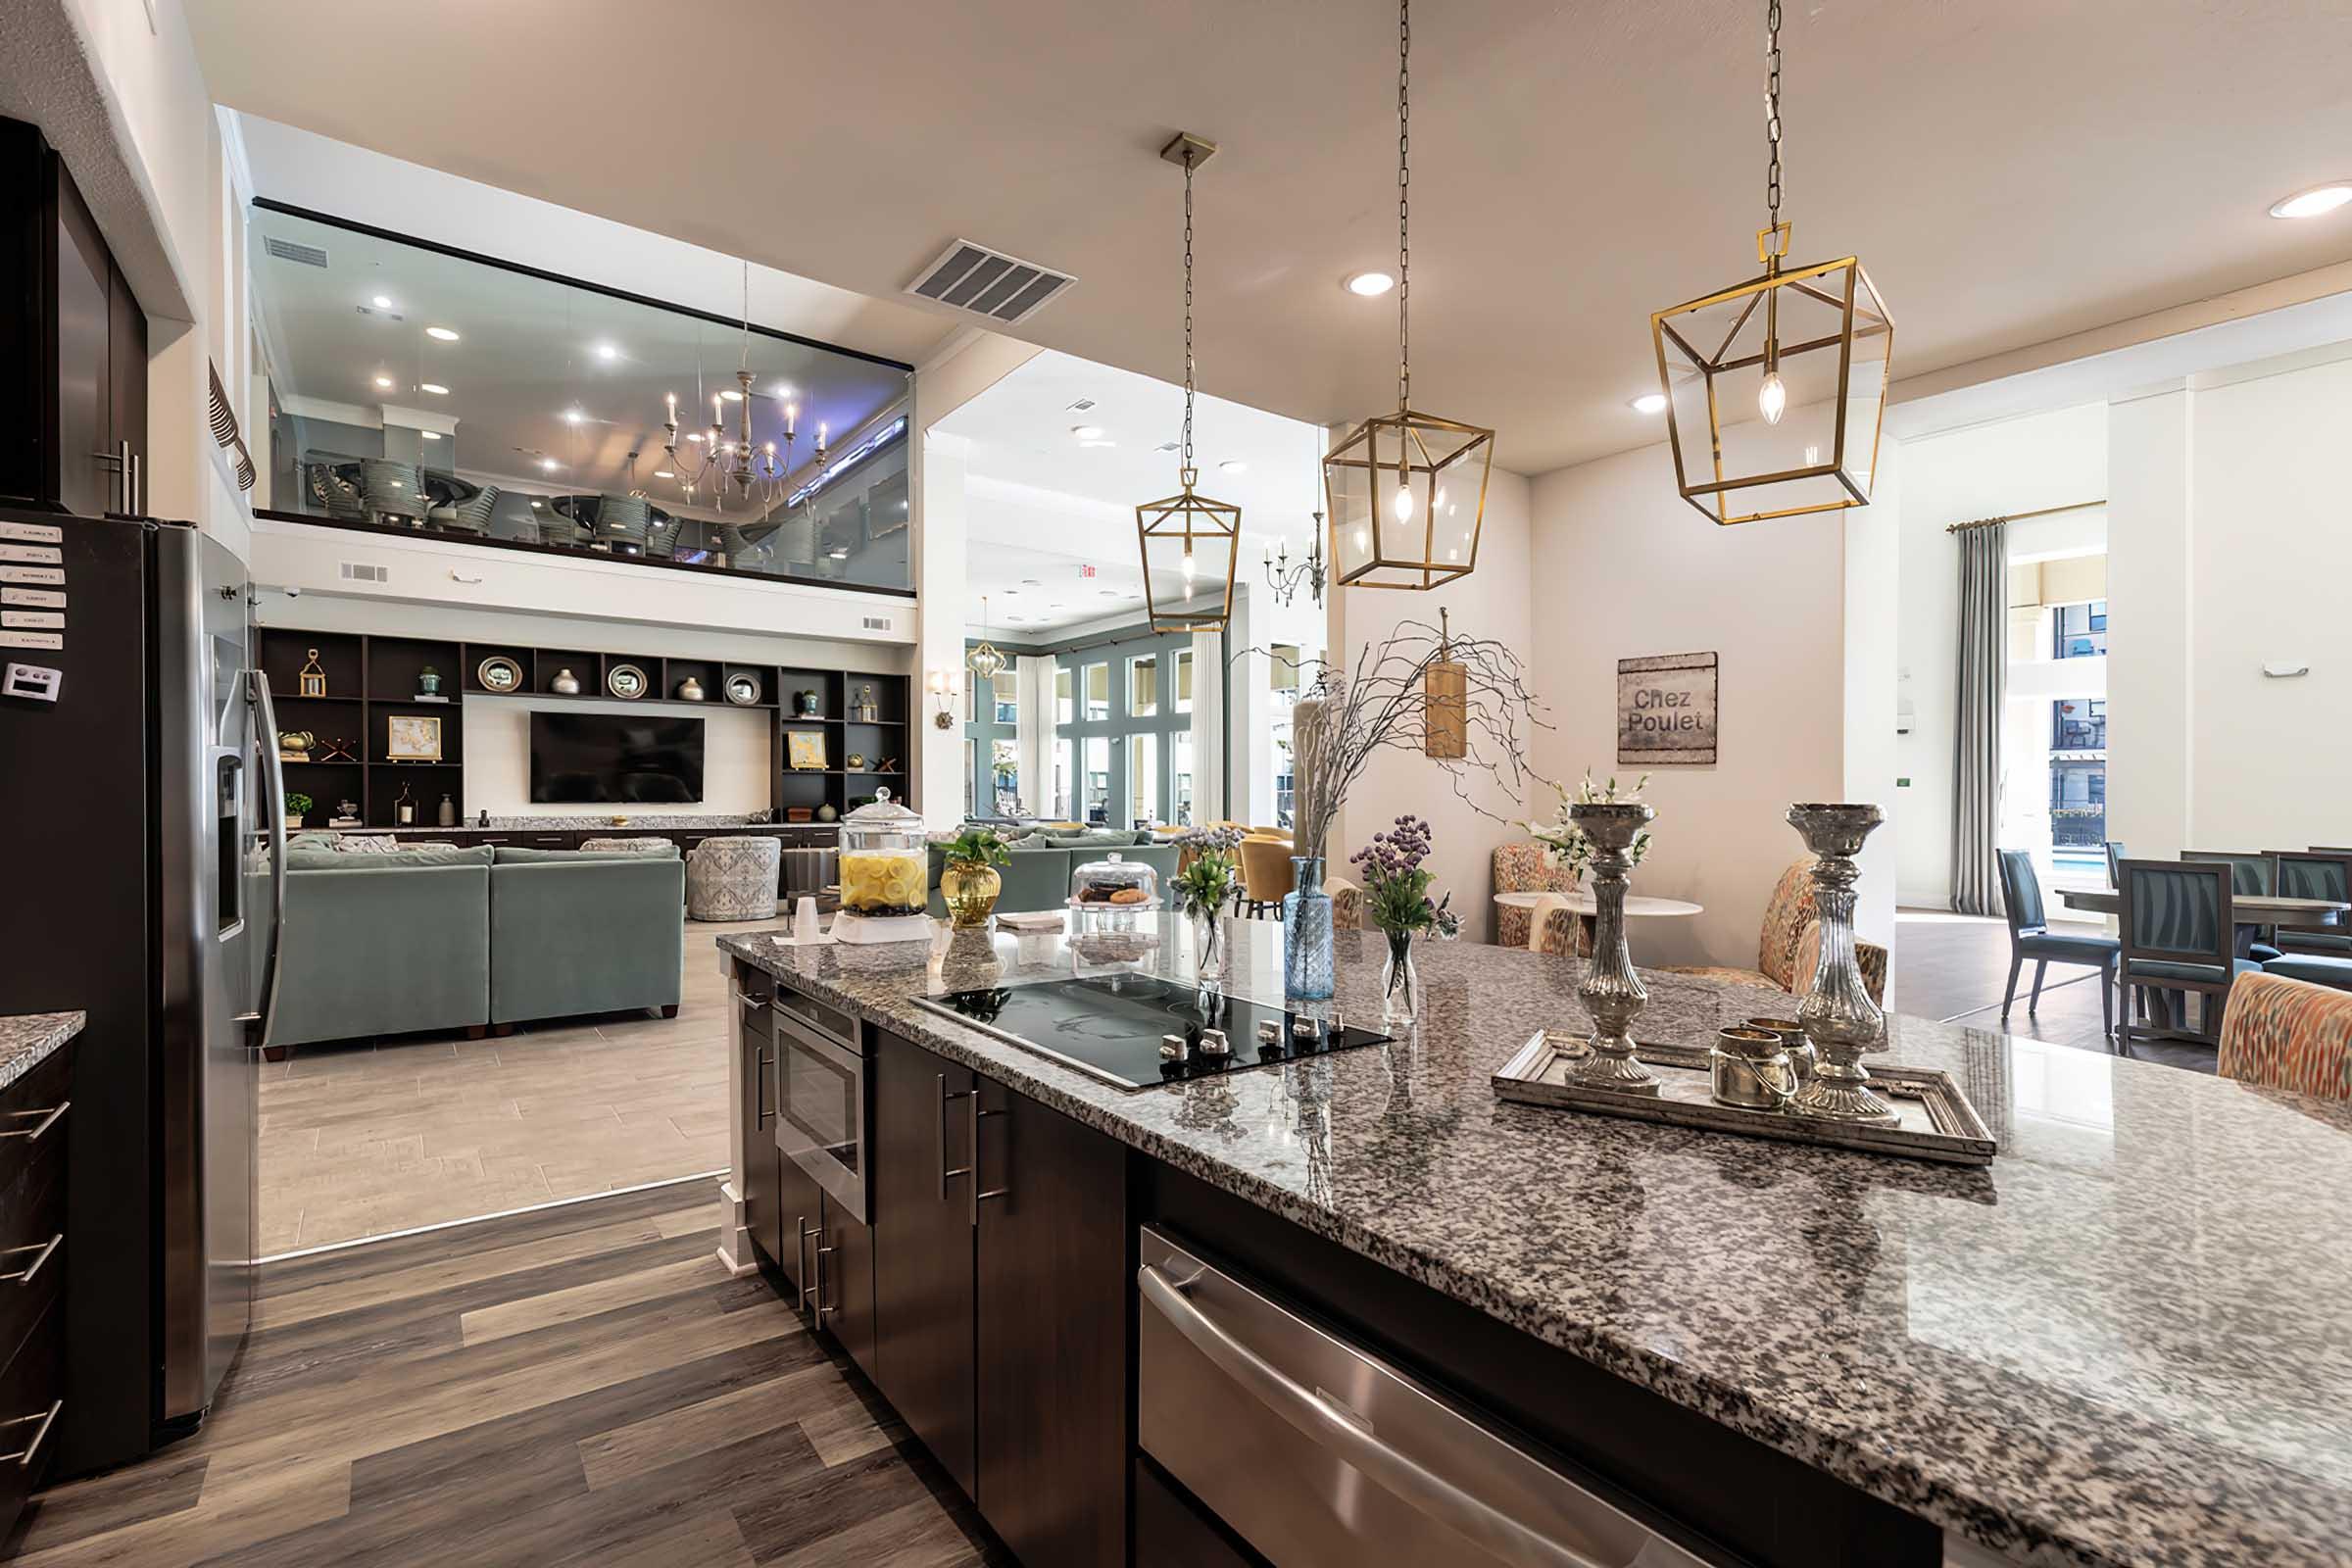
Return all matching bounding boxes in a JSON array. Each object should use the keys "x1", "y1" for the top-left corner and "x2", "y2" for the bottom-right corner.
[
  {"x1": 974, "y1": 1077, "x2": 1130, "y2": 1568},
  {"x1": 0, "y1": 116, "x2": 148, "y2": 514},
  {"x1": 0, "y1": 1039, "x2": 74, "y2": 1545},
  {"x1": 775, "y1": 1134, "x2": 824, "y2": 1308},
  {"x1": 736, "y1": 973, "x2": 782, "y2": 1271},
  {"x1": 871, "y1": 1030, "x2": 978, "y2": 1495},
  {"x1": 818, "y1": 1192, "x2": 875, "y2": 1379}
]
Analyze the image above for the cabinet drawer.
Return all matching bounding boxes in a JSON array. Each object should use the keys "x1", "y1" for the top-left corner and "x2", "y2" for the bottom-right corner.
[
  {"x1": 0, "y1": 1297, "x2": 65, "y2": 1534},
  {"x1": 0, "y1": 1051, "x2": 72, "y2": 1206},
  {"x1": 771, "y1": 984, "x2": 854, "y2": 1048},
  {"x1": 519, "y1": 833, "x2": 575, "y2": 849}
]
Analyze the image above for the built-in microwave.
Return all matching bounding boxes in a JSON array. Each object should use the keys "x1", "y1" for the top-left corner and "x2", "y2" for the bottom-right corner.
[{"x1": 772, "y1": 987, "x2": 867, "y2": 1223}]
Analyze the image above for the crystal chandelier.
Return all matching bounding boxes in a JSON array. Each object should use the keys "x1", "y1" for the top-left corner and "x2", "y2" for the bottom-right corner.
[
  {"x1": 1647, "y1": 0, "x2": 1893, "y2": 525},
  {"x1": 1135, "y1": 132, "x2": 1243, "y2": 635},
  {"x1": 1322, "y1": 0, "x2": 1494, "y2": 592},
  {"x1": 1262, "y1": 513, "x2": 1328, "y2": 610}
]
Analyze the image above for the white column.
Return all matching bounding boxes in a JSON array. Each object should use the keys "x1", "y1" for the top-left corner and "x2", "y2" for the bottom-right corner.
[
  {"x1": 1016, "y1": 654, "x2": 1054, "y2": 818},
  {"x1": 1190, "y1": 629, "x2": 1224, "y2": 823},
  {"x1": 915, "y1": 432, "x2": 970, "y2": 828},
  {"x1": 2105, "y1": 383, "x2": 2193, "y2": 858}
]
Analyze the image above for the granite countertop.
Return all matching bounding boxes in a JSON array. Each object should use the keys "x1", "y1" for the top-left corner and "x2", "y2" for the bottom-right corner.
[
  {"x1": 0, "y1": 1012, "x2": 84, "y2": 1092},
  {"x1": 718, "y1": 916, "x2": 2352, "y2": 1568}
]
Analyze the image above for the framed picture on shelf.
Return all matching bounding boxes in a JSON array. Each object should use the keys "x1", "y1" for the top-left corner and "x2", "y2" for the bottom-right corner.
[
  {"x1": 386, "y1": 713, "x2": 445, "y2": 762},
  {"x1": 786, "y1": 730, "x2": 829, "y2": 771}
]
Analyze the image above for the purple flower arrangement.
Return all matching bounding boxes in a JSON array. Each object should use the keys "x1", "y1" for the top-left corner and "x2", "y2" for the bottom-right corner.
[{"x1": 1350, "y1": 814, "x2": 1457, "y2": 938}]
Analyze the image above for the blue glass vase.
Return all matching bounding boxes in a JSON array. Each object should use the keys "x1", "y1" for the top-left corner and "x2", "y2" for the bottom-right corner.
[{"x1": 1283, "y1": 855, "x2": 1336, "y2": 1001}]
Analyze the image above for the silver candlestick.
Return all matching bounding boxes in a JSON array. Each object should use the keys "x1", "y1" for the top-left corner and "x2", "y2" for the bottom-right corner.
[
  {"x1": 1785, "y1": 803, "x2": 1895, "y2": 1125},
  {"x1": 1569, "y1": 802, "x2": 1658, "y2": 1095}
]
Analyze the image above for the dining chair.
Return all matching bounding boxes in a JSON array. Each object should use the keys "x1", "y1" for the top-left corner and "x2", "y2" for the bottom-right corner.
[
  {"x1": 596, "y1": 493, "x2": 653, "y2": 553},
  {"x1": 2217, "y1": 971, "x2": 2352, "y2": 1101},
  {"x1": 2117, "y1": 859, "x2": 2259, "y2": 1054},
  {"x1": 2103, "y1": 840, "x2": 2126, "y2": 889},
  {"x1": 1493, "y1": 842, "x2": 1578, "y2": 949},
  {"x1": 1236, "y1": 836, "x2": 1296, "y2": 919},
  {"x1": 2271, "y1": 851, "x2": 2352, "y2": 957},
  {"x1": 2183, "y1": 850, "x2": 2283, "y2": 959},
  {"x1": 359, "y1": 458, "x2": 426, "y2": 527},
  {"x1": 1997, "y1": 850, "x2": 2119, "y2": 1039}
]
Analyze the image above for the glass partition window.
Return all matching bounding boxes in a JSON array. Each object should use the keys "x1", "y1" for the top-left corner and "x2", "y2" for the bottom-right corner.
[
  {"x1": 1054, "y1": 740, "x2": 1074, "y2": 819},
  {"x1": 1174, "y1": 649, "x2": 1193, "y2": 713},
  {"x1": 1129, "y1": 655, "x2": 1158, "y2": 717},
  {"x1": 2053, "y1": 602, "x2": 2107, "y2": 660},
  {"x1": 992, "y1": 668, "x2": 1017, "y2": 724},
  {"x1": 1055, "y1": 667, "x2": 1073, "y2": 724},
  {"x1": 246, "y1": 204, "x2": 912, "y2": 593},
  {"x1": 1084, "y1": 663, "x2": 1110, "y2": 721},
  {"x1": 990, "y1": 739, "x2": 1020, "y2": 816},
  {"x1": 1172, "y1": 731, "x2": 1196, "y2": 826},
  {"x1": 1127, "y1": 734, "x2": 1159, "y2": 826},
  {"x1": 1083, "y1": 738, "x2": 1111, "y2": 824}
]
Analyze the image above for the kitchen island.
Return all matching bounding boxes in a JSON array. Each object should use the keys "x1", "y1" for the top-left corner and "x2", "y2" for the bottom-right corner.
[{"x1": 717, "y1": 916, "x2": 2352, "y2": 1568}]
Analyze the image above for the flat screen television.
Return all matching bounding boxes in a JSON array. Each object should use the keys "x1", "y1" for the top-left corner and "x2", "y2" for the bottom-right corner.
[{"x1": 529, "y1": 712, "x2": 706, "y2": 804}]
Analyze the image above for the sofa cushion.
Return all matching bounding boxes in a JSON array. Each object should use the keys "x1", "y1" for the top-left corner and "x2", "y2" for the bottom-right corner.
[
  {"x1": 287, "y1": 844, "x2": 493, "y2": 870},
  {"x1": 495, "y1": 845, "x2": 673, "y2": 864},
  {"x1": 576, "y1": 837, "x2": 682, "y2": 857},
  {"x1": 332, "y1": 835, "x2": 406, "y2": 855},
  {"x1": 1044, "y1": 828, "x2": 1135, "y2": 849}
]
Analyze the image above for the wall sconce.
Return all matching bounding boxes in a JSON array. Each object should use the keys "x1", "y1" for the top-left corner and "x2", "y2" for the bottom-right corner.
[{"x1": 927, "y1": 668, "x2": 959, "y2": 729}]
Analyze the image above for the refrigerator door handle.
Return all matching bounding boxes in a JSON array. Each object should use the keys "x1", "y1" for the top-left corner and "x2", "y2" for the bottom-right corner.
[{"x1": 248, "y1": 670, "x2": 289, "y2": 1047}]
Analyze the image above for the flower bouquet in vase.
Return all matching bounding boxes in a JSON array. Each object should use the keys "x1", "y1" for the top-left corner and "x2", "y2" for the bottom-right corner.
[
  {"x1": 1350, "y1": 815, "x2": 1460, "y2": 1022},
  {"x1": 1172, "y1": 825, "x2": 1245, "y2": 996}
]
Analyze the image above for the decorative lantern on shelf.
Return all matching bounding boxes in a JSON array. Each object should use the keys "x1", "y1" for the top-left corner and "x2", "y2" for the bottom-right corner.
[
  {"x1": 1424, "y1": 609, "x2": 1467, "y2": 759},
  {"x1": 1648, "y1": 0, "x2": 1893, "y2": 526},
  {"x1": 298, "y1": 648, "x2": 326, "y2": 698},
  {"x1": 1135, "y1": 132, "x2": 1243, "y2": 635},
  {"x1": 1323, "y1": 0, "x2": 1495, "y2": 591}
]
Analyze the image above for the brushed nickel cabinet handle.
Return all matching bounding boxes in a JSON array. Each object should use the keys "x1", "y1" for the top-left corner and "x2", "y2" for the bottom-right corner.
[
  {"x1": 732, "y1": 991, "x2": 769, "y2": 1011},
  {"x1": 0, "y1": 1102, "x2": 69, "y2": 1142},
  {"x1": 969, "y1": 1097, "x2": 1006, "y2": 1223},
  {"x1": 814, "y1": 1244, "x2": 836, "y2": 1323},
  {"x1": 798, "y1": 1218, "x2": 820, "y2": 1307},
  {"x1": 938, "y1": 1074, "x2": 972, "y2": 1200},
  {"x1": 0, "y1": 1400, "x2": 60, "y2": 1467},
  {"x1": 0, "y1": 1234, "x2": 61, "y2": 1285},
  {"x1": 755, "y1": 1049, "x2": 773, "y2": 1127}
]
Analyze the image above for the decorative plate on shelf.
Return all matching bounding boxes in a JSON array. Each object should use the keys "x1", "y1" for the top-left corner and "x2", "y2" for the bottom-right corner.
[
  {"x1": 606, "y1": 663, "x2": 648, "y2": 701},
  {"x1": 724, "y1": 672, "x2": 761, "y2": 706},
  {"x1": 476, "y1": 655, "x2": 522, "y2": 693}
]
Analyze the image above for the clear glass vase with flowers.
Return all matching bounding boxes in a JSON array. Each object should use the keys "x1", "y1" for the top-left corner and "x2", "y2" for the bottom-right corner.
[{"x1": 1349, "y1": 814, "x2": 1460, "y2": 1022}]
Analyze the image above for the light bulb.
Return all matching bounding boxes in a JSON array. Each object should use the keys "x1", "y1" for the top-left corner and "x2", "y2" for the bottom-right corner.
[
  {"x1": 1392, "y1": 485, "x2": 1417, "y2": 523},
  {"x1": 1758, "y1": 371, "x2": 1788, "y2": 425},
  {"x1": 1181, "y1": 547, "x2": 1197, "y2": 578}
]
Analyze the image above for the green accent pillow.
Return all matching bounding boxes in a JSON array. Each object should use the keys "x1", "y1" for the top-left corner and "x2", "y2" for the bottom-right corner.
[{"x1": 286, "y1": 845, "x2": 493, "y2": 870}]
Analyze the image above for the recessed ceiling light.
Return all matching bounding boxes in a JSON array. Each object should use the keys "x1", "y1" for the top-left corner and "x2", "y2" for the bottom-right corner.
[
  {"x1": 1217, "y1": 460, "x2": 1248, "y2": 473},
  {"x1": 419, "y1": 382, "x2": 450, "y2": 395},
  {"x1": 425, "y1": 325, "x2": 461, "y2": 342},
  {"x1": 372, "y1": 374, "x2": 394, "y2": 389},
  {"x1": 653, "y1": 468, "x2": 674, "y2": 479},
  {"x1": 1070, "y1": 424, "x2": 1105, "y2": 440},
  {"x1": 1628, "y1": 392, "x2": 1668, "y2": 415},
  {"x1": 370, "y1": 294, "x2": 393, "y2": 310},
  {"x1": 2270, "y1": 182, "x2": 2352, "y2": 220},
  {"x1": 595, "y1": 342, "x2": 617, "y2": 361},
  {"x1": 1343, "y1": 270, "x2": 1396, "y2": 297},
  {"x1": 420, "y1": 430, "x2": 443, "y2": 441}
]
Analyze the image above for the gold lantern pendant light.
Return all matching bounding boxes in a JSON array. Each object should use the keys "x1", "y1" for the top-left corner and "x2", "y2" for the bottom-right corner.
[
  {"x1": 966, "y1": 596, "x2": 1006, "y2": 683},
  {"x1": 1136, "y1": 132, "x2": 1244, "y2": 635},
  {"x1": 1649, "y1": 0, "x2": 1893, "y2": 525},
  {"x1": 1323, "y1": 0, "x2": 1495, "y2": 592}
]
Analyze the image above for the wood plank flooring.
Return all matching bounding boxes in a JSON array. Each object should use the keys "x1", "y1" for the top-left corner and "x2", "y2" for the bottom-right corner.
[
  {"x1": 13, "y1": 1185, "x2": 1002, "y2": 1567},
  {"x1": 261, "y1": 915, "x2": 790, "y2": 1252}
]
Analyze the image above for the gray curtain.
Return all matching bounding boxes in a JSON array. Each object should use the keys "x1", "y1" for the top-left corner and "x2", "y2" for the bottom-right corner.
[{"x1": 1950, "y1": 523, "x2": 2006, "y2": 914}]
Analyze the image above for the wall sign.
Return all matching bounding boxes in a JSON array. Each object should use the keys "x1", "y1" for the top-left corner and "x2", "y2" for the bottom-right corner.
[{"x1": 1617, "y1": 652, "x2": 1718, "y2": 765}]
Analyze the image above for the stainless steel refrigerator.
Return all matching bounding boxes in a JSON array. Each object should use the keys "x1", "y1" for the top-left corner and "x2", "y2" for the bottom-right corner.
[{"x1": 0, "y1": 508, "x2": 279, "y2": 1475}]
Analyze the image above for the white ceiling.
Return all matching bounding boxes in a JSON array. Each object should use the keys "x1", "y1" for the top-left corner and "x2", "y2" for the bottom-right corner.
[{"x1": 191, "y1": 0, "x2": 2352, "y2": 477}]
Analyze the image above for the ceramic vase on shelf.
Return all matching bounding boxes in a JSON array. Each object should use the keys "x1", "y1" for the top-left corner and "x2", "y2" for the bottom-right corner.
[
  {"x1": 436, "y1": 793, "x2": 456, "y2": 827},
  {"x1": 1379, "y1": 928, "x2": 1419, "y2": 1022},
  {"x1": 940, "y1": 862, "x2": 1003, "y2": 929},
  {"x1": 1567, "y1": 801, "x2": 1658, "y2": 1094},
  {"x1": 1282, "y1": 855, "x2": 1335, "y2": 1001},
  {"x1": 1784, "y1": 803, "x2": 1895, "y2": 1124}
]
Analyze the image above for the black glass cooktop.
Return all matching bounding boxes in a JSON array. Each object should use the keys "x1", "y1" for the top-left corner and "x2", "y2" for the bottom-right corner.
[{"x1": 916, "y1": 974, "x2": 1392, "y2": 1090}]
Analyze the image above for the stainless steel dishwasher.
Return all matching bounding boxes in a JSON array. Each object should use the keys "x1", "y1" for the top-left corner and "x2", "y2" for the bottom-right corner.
[{"x1": 1137, "y1": 1227, "x2": 1716, "y2": 1568}]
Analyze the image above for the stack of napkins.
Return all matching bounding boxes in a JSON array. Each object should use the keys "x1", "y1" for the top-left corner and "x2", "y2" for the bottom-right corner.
[{"x1": 995, "y1": 910, "x2": 1067, "y2": 933}]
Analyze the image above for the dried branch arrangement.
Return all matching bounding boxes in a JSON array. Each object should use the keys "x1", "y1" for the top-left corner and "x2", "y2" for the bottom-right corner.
[{"x1": 1248, "y1": 621, "x2": 1552, "y2": 863}]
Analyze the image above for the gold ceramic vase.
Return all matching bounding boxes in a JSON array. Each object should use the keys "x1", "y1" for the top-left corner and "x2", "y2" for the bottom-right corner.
[{"x1": 940, "y1": 862, "x2": 1003, "y2": 929}]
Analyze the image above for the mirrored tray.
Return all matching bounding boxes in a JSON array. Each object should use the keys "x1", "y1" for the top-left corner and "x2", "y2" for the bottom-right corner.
[{"x1": 1493, "y1": 1032, "x2": 1995, "y2": 1166}]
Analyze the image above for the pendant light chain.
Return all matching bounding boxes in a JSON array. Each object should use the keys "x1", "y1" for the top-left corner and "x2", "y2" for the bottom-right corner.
[
  {"x1": 1764, "y1": 0, "x2": 1784, "y2": 240},
  {"x1": 1396, "y1": 0, "x2": 1412, "y2": 408},
  {"x1": 1181, "y1": 147, "x2": 1197, "y2": 479}
]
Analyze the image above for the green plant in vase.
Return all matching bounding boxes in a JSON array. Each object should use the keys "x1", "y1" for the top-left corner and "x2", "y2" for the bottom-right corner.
[
  {"x1": 1173, "y1": 825, "x2": 1245, "y2": 990},
  {"x1": 285, "y1": 791, "x2": 315, "y2": 826},
  {"x1": 1350, "y1": 814, "x2": 1458, "y2": 1022},
  {"x1": 939, "y1": 826, "x2": 1010, "y2": 928}
]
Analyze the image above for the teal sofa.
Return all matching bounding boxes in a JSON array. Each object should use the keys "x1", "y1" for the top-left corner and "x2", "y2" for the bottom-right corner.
[
  {"x1": 925, "y1": 832, "x2": 1180, "y2": 919},
  {"x1": 269, "y1": 843, "x2": 684, "y2": 1049}
]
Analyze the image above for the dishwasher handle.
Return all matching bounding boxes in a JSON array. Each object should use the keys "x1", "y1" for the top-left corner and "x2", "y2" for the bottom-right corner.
[{"x1": 1139, "y1": 1262, "x2": 1623, "y2": 1568}]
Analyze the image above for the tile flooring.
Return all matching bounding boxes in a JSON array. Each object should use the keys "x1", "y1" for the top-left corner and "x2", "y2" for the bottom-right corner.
[
  {"x1": 259, "y1": 915, "x2": 791, "y2": 1253},
  {"x1": 15, "y1": 1184, "x2": 1000, "y2": 1567}
]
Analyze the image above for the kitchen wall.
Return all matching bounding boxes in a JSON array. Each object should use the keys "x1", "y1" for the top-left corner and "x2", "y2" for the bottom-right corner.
[
  {"x1": 1889, "y1": 402, "x2": 2108, "y2": 906},
  {"x1": 1332, "y1": 466, "x2": 1534, "y2": 947},
  {"x1": 1525, "y1": 440, "x2": 1894, "y2": 967},
  {"x1": 461, "y1": 695, "x2": 772, "y2": 820}
]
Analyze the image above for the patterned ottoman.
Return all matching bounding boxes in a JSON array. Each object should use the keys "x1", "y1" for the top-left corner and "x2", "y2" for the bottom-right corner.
[{"x1": 687, "y1": 836, "x2": 782, "y2": 921}]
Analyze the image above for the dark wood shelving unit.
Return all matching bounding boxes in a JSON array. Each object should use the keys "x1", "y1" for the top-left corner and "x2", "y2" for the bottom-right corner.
[{"x1": 260, "y1": 627, "x2": 910, "y2": 830}]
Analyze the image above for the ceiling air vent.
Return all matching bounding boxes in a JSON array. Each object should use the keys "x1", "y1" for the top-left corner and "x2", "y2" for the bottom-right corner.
[
  {"x1": 905, "y1": 239, "x2": 1074, "y2": 325},
  {"x1": 265, "y1": 235, "x2": 329, "y2": 269},
  {"x1": 861, "y1": 614, "x2": 894, "y2": 632},
  {"x1": 338, "y1": 562, "x2": 389, "y2": 584}
]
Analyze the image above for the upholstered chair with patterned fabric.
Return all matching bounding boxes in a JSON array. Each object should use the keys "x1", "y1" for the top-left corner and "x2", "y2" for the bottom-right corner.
[
  {"x1": 686, "y1": 836, "x2": 782, "y2": 921},
  {"x1": 1493, "y1": 843, "x2": 1578, "y2": 949},
  {"x1": 1325, "y1": 875, "x2": 1365, "y2": 932},
  {"x1": 1657, "y1": 858, "x2": 1820, "y2": 992},
  {"x1": 1792, "y1": 920, "x2": 1889, "y2": 1007},
  {"x1": 1538, "y1": 906, "x2": 1592, "y2": 959},
  {"x1": 2119, "y1": 858, "x2": 2259, "y2": 1054},
  {"x1": 2218, "y1": 972, "x2": 2352, "y2": 1101}
]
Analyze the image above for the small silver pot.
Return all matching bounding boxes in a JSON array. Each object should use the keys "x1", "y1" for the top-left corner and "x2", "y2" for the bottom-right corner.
[
  {"x1": 1745, "y1": 1016, "x2": 1816, "y2": 1085},
  {"x1": 1712, "y1": 1025, "x2": 1798, "y2": 1109}
]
